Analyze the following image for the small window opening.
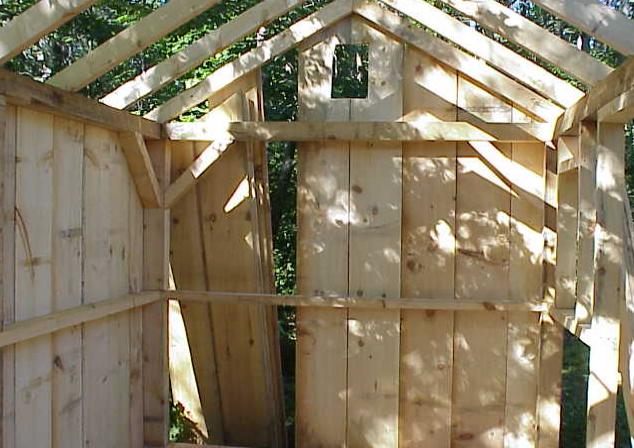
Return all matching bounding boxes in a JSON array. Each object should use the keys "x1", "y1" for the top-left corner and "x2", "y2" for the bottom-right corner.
[{"x1": 331, "y1": 44, "x2": 369, "y2": 99}]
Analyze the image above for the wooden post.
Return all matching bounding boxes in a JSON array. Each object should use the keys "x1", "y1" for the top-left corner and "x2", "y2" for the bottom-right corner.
[
  {"x1": 143, "y1": 140, "x2": 170, "y2": 447},
  {"x1": 586, "y1": 122, "x2": 625, "y2": 447}
]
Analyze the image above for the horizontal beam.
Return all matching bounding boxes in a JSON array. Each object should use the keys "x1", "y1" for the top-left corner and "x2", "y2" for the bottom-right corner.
[
  {"x1": 165, "y1": 121, "x2": 555, "y2": 143},
  {"x1": 0, "y1": 291, "x2": 161, "y2": 348},
  {"x1": 0, "y1": 69, "x2": 163, "y2": 139},
  {"x1": 598, "y1": 88, "x2": 634, "y2": 123},
  {"x1": 169, "y1": 290, "x2": 548, "y2": 312},
  {"x1": 556, "y1": 57, "x2": 634, "y2": 136}
]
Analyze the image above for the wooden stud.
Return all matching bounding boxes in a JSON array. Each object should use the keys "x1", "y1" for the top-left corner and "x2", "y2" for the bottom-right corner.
[
  {"x1": 119, "y1": 131, "x2": 163, "y2": 208},
  {"x1": 145, "y1": 0, "x2": 354, "y2": 123},
  {"x1": 47, "y1": 0, "x2": 224, "y2": 91},
  {"x1": 531, "y1": 0, "x2": 634, "y2": 56},
  {"x1": 437, "y1": 0, "x2": 613, "y2": 86},
  {"x1": 0, "y1": 0, "x2": 98, "y2": 65},
  {"x1": 100, "y1": 0, "x2": 309, "y2": 109}
]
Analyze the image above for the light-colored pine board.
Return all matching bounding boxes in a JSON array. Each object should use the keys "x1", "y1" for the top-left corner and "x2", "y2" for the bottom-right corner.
[
  {"x1": 504, "y1": 312, "x2": 540, "y2": 447},
  {"x1": 555, "y1": 170, "x2": 579, "y2": 309},
  {"x1": 536, "y1": 315, "x2": 563, "y2": 447},
  {"x1": 380, "y1": 0, "x2": 584, "y2": 108},
  {"x1": 14, "y1": 107, "x2": 54, "y2": 448},
  {"x1": 575, "y1": 122, "x2": 597, "y2": 324},
  {"x1": 196, "y1": 91, "x2": 282, "y2": 447},
  {"x1": 296, "y1": 23, "x2": 351, "y2": 448},
  {"x1": 100, "y1": 0, "x2": 308, "y2": 109},
  {"x1": 142, "y1": 140, "x2": 170, "y2": 447},
  {"x1": 145, "y1": 0, "x2": 353, "y2": 123},
  {"x1": 531, "y1": 0, "x2": 634, "y2": 56},
  {"x1": 510, "y1": 142, "x2": 546, "y2": 303},
  {"x1": 47, "y1": 0, "x2": 224, "y2": 91},
  {"x1": 586, "y1": 122, "x2": 625, "y2": 447},
  {"x1": 598, "y1": 87, "x2": 634, "y2": 123},
  {"x1": 0, "y1": 69, "x2": 162, "y2": 140},
  {"x1": 119, "y1": 131, "x2": 162, "y2": 209},
  {"x1": 346, "y1": 19, "x2": 402, "y2": 448},
  {"x1": 170, "y1": 139, "x2": 224, "y2": 442},
  {"x1": 0, "y1": 0, "x2": 98, "y2": 64},
  {"x1": 437, "y1": 0, "x2": 612, "y2": 86},
  {"x1": 128, "y1": 170, "x2": 145, "y2": 448},
  {"x1": 83, "y1": 125, "x2": 131, "y2": 448},
  {"x1": 452, "y1": 311, "x2": 508, "y2": 447},
  {"x1": 353, "y1": 0, "x2": 564, "y2": 123},
  {"x1": 1, "y1": 100, "x2": 17, "y2": 448},
  {"x1": 51, "y1": 116, "x2": 84, "y2": 448},
  {"x1": 399, "y1": 46, "x2": 456, "y2": 447}
]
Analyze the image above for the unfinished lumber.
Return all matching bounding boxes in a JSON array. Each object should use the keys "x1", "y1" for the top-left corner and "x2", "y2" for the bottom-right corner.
[
  {"x1": 353, "y1": 0, "x2": 564, "y2": 123},
  {"x1": 598, "y1": 87, "x2": 634, "y2": 123},
  {"x1": 165, "y1": 121, "x2": 554, "y2": 143},
  {"x1": 575, "y1": 122, "x2": 598, "y2": 324},
  {"x1": 169, "y1": 140, "x2": 224, "y2": 443},
  {"x1": 555, "y1": 171, "x2": 580, "y2": 308},
  {"x1": 531, "y1": 0, "x2": 634, "y2": 56},
  {"x1": 399, "y1": 45, "x2": 456, "y2": 447},
  {"x1": 0, "y1": 0, "x2": 98, "y2": 65},
  {"x1": 586, "y1": 122, "x2": 625, "y2": 447},
  {"x1": 0, "y1": 69, "x2": 162, "y2": 139},
  {"x1": 119, "y1": 131, "x2": 163, "y2": 208},
  {"x1": 295, "y1": 23, "x2": 351, "y2": 447},
  {"x1": 380, "y1": 0, "x2": 584, "y2": 107},
  {"x1": 100, "y1": 0, "x2": 308, "y2": 109},
  {"x1": 47, "y1": 0, "x2": 224, "y2": 91},
  {"x1": 146, "y1": 0, "x2": 353, "y2": 123},
  {"x1": 14, "y1": 108, "x2": 54, "y2": 447},
  {"x1": 142, "y1": 140, "x2": 171, "y2": 447},
  {"x1": 437, "y1": 0, "x2": 612, "y2": 86},
  {"x1": 83, "y1": 125, "x2": 134, "y2": 447}
]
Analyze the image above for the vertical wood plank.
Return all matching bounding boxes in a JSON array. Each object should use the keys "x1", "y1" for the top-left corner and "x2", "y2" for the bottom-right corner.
[
  {"x1": 399, "y1": 47, "x2": 456, "y2": 448},
  {"x1": 14, "y1": 108, "x2": 54, "y2": 448},
  {"x1": 51, "y1": 116, "x2": 84, "y2": 448},
  {"x1": 586, "y1": 122, "x2": 625, "y2": 448},
  {"x1": 295, "y1": 23, "x2": 350, "y2": 448},
  {"x1": 347, "y1": 19, "x2": 402, "y2": 448},
  {"x1": 143, "y1": 139, "x2": 170, "y2": 447},
  {"x1": 1, "y1": 100, "x2": 16, "y2": 448},
  {"x1": 536, "y1": 316, "x2": 563, "y2": 448},
  {"x1": 83, "y1": 125, "x2": 131, "y2": 448},
  {"x1": 576, "y1": 121, "x2": 598, "y2": 324}
]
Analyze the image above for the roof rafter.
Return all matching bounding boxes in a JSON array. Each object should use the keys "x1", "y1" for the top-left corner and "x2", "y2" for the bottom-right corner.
[
  {"x1": 100, "y1": 0, "x2": 308, "y2": 110},
  {"x1": 145, "y1": 0, "x2": 354, "y2": 123},
  {"x1": 437, "y1": 0, "x2": 613, "y2": 86},
  {"x1": 0, "y1": 0, "x2": 98, "y2": 65},
  {"x1": 531, "y1": 0, "x2": 634, "y2": 56},
  {"x1": 47, "y1": 0, "x2": 224, "y2": 91},
  {"x1": 379, "y1": 0, "x2": 584, "y2": 107},
  {"x1": 354, "y1": 1, "x2": 563, "y2": 122}
]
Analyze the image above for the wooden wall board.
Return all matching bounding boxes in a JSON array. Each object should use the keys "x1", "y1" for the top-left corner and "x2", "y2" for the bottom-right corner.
[
  {"x1": 14, "y1": 107, "x2": 54, "y2": 447},
  {"x1": 399, "y1": 45, "x2": 456, "y2": 448},
  {"x1": 296, "y1": 23, "x2": 351, "y2": 448},
  {"x1": 537, "y1": 315, "x2": 564, "y2": 447},
  {"x1": 555, "y1": 165, "x2": 579, "y2": 309},
  {"x1": 51, "y1": 116, "x2": 84, "y2": 447}
]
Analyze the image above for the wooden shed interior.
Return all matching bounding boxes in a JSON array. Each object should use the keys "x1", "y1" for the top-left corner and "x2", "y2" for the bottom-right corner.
[{"x1": 1, "y1": 0, "x2": 634, "y2": 447}]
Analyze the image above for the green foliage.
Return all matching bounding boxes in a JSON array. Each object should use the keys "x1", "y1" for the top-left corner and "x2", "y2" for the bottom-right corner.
[{"x1": 169, "y1": 400, "x2": 206, "y2": 444}]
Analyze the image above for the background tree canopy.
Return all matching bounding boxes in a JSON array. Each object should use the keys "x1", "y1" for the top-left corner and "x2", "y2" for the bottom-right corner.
[{"x1": 1, "y1": 0, "x2": 633, "y2": 445}]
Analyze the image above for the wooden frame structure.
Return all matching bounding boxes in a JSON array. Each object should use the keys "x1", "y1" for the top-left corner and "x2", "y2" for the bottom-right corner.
[{"x1": 1, "y1": 0, "x2": 634, "y2": 446}]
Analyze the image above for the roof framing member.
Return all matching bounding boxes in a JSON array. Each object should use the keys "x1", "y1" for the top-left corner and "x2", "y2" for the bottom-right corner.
[
  {"x1": 379, "y1": 0, "x2": 584, "y2": 107},
  {"x1": 531, "y1": 0, "x2": 634, "y2": 56},
  {"x1": 0, "y1": 69, "x2": 162, "y2": 139},
  {"x1": 100, "y1": 0, "x2": 308, "y2": 110},
  {"x1": 353, "y1": 1, "x2": 563, "y2": 122},
  {"x1": 0, "y1": 0, "x2": 98, "y2": 65},
  {"x1": 437, "y1": 0, "x2": 613, "y2": 86},
  {"x1": 145, "y1": 0, "x2": 354, "y2": 123},
  {"x1": 597, "y1": 88, "x2": 634, "y2": 123},
  {"x1": 47, "y1": 0, "x2": 224, "y2": 91}
]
